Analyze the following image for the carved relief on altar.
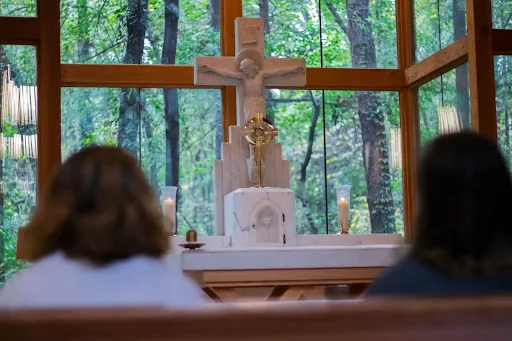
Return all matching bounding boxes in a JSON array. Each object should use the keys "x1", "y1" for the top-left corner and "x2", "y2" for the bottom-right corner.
[
  {"x1": 250, "y1": 201, "x2": 282, "y2": 246},
  {"x1": 224, "y1": 188, "x2": 296, "y2": 248}
]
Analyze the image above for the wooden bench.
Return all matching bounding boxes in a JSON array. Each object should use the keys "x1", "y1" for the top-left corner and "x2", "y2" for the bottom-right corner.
[{"x1": 1, "y1": 297, "x2": 512, "y2": 340}]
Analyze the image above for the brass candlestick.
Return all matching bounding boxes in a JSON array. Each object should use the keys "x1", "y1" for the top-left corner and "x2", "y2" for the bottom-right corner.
[
  {"x1": 186, "y1": 229, "x2": 198, "y2": 243},
  {"x1": 179, "y1": 229, "x2": 205, "y2": 250},
  {"x1": 241, "y1": 113, "x2": 278, "y2": 188}
]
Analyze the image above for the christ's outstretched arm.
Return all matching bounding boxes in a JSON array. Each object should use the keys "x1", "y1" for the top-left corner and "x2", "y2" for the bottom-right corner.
[
  {"x1": 197, "y1": 64, "x2": 243, "y2": 79},
  {"x1": 263, "y1": 65, "x2": 305, "y2": 78}
]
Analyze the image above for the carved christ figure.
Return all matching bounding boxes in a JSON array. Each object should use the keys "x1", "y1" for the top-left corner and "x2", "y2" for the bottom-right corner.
[
  {"x1": 197, "y1": 58, "x2": 305, "y2": 122},
  {"x1": 197, "y1": 54, "x2": 305, "y2": 185}
]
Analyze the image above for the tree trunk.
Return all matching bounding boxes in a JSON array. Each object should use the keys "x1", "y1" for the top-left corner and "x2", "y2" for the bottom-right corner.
[
  {"x1": 209, "y1": 0, "x2": 220, "y2": 32},
  {"x1": 259, "y1": 0, "x2": 270, "y2": 33},
  {"x1": 142, "y1": 109, "x2": 159, "y2": 190},
  {"x1": 162, "y1": 0, "x2": 180, "y2": 186},
  {"x1": 298, "y1": 91, "x2": 321, "y2": 234},
  {"x1": 453, "y1": 0, "x2": 470, "y2": 129},
  {"x1": 345, "y1": 0, "x2": 396, "y2": 233},
  {"x1": 118, "y1": 0, "x2": 148, "y2": 157},
  {"x1": 77, "y1": 0, "x2": 93, "y2": 146}
]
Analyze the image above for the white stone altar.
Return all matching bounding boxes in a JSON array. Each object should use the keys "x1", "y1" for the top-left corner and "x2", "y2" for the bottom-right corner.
[
  {"x1": 179, "y1": 245, "x2": 408, "y2": 271},
  {"x1": 224, "y1": 188, "x2": 297, "y2": 247},
  {"x1": 167, "y1": 241, "x2": 407, "y2": 302},
  {"x1": 195, "y1": 17, "x2": 306, "y2": 246}
]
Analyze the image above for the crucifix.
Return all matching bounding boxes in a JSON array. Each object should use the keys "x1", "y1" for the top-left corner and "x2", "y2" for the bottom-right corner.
[{"x1": 194, "y1": 17, "x2": 306, "y2": 185}]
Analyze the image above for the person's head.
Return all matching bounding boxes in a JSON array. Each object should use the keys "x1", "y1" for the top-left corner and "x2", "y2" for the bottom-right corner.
[
  {"x1": 240, "y1": 58, "x2": 260, "y2": 78},
  {"x1": 25, "y1": 146, "x2": 168, "y2": 265},
  {"x1": 413, "y1": 131, "x2": 512, "y2": 277}
]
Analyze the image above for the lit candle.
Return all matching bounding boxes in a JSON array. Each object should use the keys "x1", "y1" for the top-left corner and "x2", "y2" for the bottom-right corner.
[
  {"x1": 163, "y1": 198, "x2": 176, "y2": 234},
  {"x1": 337, "y1": 198, "x2": 349, "y2": 234}
]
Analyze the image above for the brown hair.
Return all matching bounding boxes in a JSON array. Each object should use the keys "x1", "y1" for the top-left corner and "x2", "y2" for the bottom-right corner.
[{"x1": 25, "y1": 146, "x2": 169, "y2": 265}]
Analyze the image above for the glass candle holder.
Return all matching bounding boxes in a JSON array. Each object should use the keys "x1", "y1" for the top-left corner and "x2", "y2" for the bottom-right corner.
[
  {"x1": 336, "y1": 185, "x2": 351, "y2": 234},
  {"x1": 161, "y1": 186, "x2": 178, "y2": 235}
]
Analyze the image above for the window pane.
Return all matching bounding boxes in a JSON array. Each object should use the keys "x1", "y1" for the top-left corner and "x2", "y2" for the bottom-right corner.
[
  {"x1": 61, "y1": 88, "x2": 221, "y2": 236},
  {"x1": 243, "y1": 1, "x2": 321, "y2": 67},
  {"x1": 418, "y1": 64, "x2": 470, "y2": 145},
  {"x1": 492, "y1": 0, "x2": 512, "y2": 28},
  {"x1": 0, "y1": 1, "x2": 36, "y2": 16},
  {"x1": 243, "y1": 0, "x2": 397, "y2": 68},
  {"x1": 0, "y1": 45, "x2": 36, "y2": 286},
  {"x1": 267, "y1": 90, "x2": 326, "y2": 234},
  {"x1": 60, "y1": 1, "x2": 220, "y2": 64},
  {"x1": 324, "y1": 91, "x2": 403, "y2": 235},
  {"x1": 269, "y1": 89, "x2": 403, "y2": 234},
  {"x1": 415, "y1": 0, "x2": 466, "y2": 61},
  {"x1": 321, "y1": 0, "x2": 397, "y2": 68},
  {"x1": 496, "y1": 56, "x2": 512, "y2": 163}
]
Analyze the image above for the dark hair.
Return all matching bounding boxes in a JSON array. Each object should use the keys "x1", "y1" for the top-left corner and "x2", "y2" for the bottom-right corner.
[
  {"x1": 413, "y1": 131, "x2": 512, "y2": 277},
  {"x1": 24, "y1": 146, "x2": 168, "y2": 265}
]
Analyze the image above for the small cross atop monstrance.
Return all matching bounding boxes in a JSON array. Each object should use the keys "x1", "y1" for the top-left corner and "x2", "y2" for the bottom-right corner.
[
  {"x1": 194, "y1": 17, "x2": 306, "y2": 248},
  {"x1": 241, "y1": 113, "x2": 278, "y2": 188}
]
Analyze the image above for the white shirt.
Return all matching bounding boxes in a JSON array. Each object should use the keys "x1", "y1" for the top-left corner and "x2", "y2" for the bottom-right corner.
[{"x1": 0, "y1": 252, "x2": 208, "y2": 309}]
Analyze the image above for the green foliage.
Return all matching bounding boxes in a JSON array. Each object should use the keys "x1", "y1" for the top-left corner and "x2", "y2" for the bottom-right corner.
[
  {"x1": 496, "y1": 56, "x2": 512, "y2": 165},
  {"x1": 2, "y1": 0, "x2": 499, "y2": 284},
  {"x1": 418, "y1": 65, "x2": 470, "y2": 145},
  {"x1": 243, "y1": 0, "x2": 397, "y2": 68},
  {"x1": 1, "y1": 45, "x2": 37, "y2": 285},
  {"x1": 60, "y1": 0, "x2": 219, "y2": 64},
  {"x1": 415, "y1": 0, "x2": 466, "y2": 61},
  {"x1": 0, "y1": 0, "x2": 35, "y2": 16},
  {"x1": 492, "y1": 0, "x2": 512, "y2": 29}
]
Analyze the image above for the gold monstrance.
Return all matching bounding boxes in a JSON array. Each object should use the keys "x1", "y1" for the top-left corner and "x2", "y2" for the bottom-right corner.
[{"x1": 241, "y1": 113, "x2": 278, "y2": 188}]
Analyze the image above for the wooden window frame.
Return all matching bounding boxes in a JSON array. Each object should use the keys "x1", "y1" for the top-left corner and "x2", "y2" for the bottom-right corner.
[{"x1": 1, "y1": 0, "x2": 510, "y2": 242}]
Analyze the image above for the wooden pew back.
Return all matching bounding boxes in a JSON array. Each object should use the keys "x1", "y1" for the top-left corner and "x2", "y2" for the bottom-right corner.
[{"x1": 1, "y1": 297, "x2": 512, "y2": 341}]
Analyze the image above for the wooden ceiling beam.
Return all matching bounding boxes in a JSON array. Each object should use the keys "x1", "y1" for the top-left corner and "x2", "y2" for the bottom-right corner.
[
  {"x1": 61, "y1": 64, "x2": 404, "y2": 91},
  {"x1": 493, "y1": 29, "x2": 512, "y2": 56},
  {"x1": 0, "y1": 17, "x2": 40, "y2": 45},
  {"x1": 405, "y1": 36, "x2": 468, "y2": 88},
  {"x1": 303, "y1": 68, "x2": 404, "y2": 91}
]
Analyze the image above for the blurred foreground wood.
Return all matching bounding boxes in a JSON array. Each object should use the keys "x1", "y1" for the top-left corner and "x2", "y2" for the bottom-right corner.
[{"x1": 1, "y1": 297, "x2": 512, "y2": 340}]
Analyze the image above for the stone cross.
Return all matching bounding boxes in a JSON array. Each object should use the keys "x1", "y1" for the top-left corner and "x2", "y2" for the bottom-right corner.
[
  {"x1": 194, "y1": 17, "x2": 306, "y2": 125},
  {"x1": 194, "y1": 18, "x2": 306, "y2": 236}
]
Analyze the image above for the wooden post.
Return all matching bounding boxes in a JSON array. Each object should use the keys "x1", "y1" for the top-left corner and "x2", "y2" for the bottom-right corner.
[
  {"x1": 220, "y1": 0, "x2": 242, "y2": 140},
  {"x1": 36, "y1": 0, "x2": 61, "y2": 193},
  {"x1": 467, "y1": 0, "x2": 497, "y2": 141},
  {"x1": 397, "y1": 0, "x2": 419, "y2": 243},
  {"x1": 16, "y1": 0, "x2": 61, "y2": 260}
]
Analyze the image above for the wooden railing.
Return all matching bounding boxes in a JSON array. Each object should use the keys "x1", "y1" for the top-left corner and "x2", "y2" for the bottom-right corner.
[{"x1": 1, "y1": 297, "x2": 512, "y2": 340}]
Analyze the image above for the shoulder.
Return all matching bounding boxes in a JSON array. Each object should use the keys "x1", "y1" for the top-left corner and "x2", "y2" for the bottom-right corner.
[
  {"x1": 365, "y1": 253, "x2": 435, "y2": 297},
  {"x1": 0, "y1": 252, "x2": 71, "y2": 307},
  {"x1": 0, "y1": 254, "x2": 209, "y2": 309},
  {"x1": 113, "y1": 256, "x2": 209, "y2": 307}
]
